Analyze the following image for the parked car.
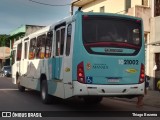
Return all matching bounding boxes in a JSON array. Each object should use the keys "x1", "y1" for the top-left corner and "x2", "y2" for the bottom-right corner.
[{"x1": 1, "y1": 66, "x2": 11, "y2": 77}]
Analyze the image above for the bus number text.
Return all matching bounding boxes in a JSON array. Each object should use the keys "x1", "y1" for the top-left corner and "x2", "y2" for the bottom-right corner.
[{"x1": 119, "y1": 59, "x2": 139, "y2": 65}]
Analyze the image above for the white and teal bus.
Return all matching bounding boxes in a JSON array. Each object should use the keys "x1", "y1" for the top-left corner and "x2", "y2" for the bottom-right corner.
[{"x1": 12, "y1": 10, "x2": 145, "y2": 104}]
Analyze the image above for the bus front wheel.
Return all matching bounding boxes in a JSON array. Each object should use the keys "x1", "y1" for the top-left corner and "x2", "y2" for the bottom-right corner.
[
  {"x1": 17, "y1": 77, "x2": 25, "y2": 92},
  {"x1": 41, "y1": 80, "x2": 52, "y2": 104}
]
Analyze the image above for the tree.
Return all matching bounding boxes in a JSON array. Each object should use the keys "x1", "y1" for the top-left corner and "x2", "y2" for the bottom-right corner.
[{"x1": 0, "y1": 35, "x2": 10, "y2": 47}]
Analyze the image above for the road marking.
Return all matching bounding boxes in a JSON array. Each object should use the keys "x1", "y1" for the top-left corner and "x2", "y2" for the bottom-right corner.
[{"x1": 0, "y1": 89, "x2": 18, "y2": 91}]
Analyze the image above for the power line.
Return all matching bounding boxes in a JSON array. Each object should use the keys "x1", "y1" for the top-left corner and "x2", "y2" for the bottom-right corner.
[{"x1": 28, "y1": 0, "x2": 71, "y2": 7}]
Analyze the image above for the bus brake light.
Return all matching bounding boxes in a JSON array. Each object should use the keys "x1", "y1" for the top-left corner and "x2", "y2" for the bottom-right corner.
[
  {"x1": 83, "y1": 15, "x2": 89, "y2": 20},
  {"x1": 139, "y1": 64, "x2": 145, "y2": 83},
  {"x1": 77, "y1": 62, "x2": 85, "y2": 83},
  {"x1": 136, "y1": 20, "x2": 141, "y2": 23}
]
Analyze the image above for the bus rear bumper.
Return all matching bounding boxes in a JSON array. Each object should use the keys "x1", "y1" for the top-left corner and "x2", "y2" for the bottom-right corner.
[{"x1": 73, "y1": 81, "x2": 144, "y2": 97}]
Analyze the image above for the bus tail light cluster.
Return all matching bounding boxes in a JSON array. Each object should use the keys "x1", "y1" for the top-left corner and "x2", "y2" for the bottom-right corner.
[
  {"x1": 77, "y1": 62, "x2": 85, "y2": 83},
  {"x1": 139, "y1": 64, "x2": 145, "y2": 84}
]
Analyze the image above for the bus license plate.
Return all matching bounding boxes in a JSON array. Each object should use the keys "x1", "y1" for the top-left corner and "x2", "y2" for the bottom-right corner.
[{"x1": 107, "y1": 79, "x2": 120, "y2": 83}]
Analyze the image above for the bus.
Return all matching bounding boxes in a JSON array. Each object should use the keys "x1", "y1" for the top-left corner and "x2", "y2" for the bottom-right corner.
[{"x1": 12, "y1": 10, "x2": 145, "y2": 104}]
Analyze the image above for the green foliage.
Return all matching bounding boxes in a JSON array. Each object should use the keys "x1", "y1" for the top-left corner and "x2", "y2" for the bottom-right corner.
[{"x1": 0, "y1": 35, "x2": 9, "y2": 47}]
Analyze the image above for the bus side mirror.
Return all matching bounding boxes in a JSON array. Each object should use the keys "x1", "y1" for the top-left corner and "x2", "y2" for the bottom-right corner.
[{"x1": 47, "y1": 32, "x2": 53, "y2": 37}]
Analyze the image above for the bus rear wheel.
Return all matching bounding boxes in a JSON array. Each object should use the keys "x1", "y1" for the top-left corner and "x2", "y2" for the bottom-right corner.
[
  {"x1": 83, "y1": 96, "x2": 103, "y2": 104},
  {"x1": 41, "y1": 80, "x2": 52, "y2": 104}
]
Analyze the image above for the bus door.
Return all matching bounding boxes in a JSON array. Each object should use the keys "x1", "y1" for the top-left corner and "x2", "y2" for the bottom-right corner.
[
  {"x1": 63, "y1": 23, "x2": 73, "y2": 98},
  {"x1": 54, "y1": 27, "x2": 65, "y2": 80},
  {"x1": 20, "y1": 39, "x2": 29, "y2": 87},
  {"x1": 12, "y1": 41, "x2": 22, "y2": 82},
  {"x1": 16, "y1": 42, "x2": 22, "y2": 79},
  {"x1": 11, "y1": 40, "x2": 22, "y2": 84}
]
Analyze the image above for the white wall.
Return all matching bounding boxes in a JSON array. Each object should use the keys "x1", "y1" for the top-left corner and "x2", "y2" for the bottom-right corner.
[
  {"x1": 82, "y1": 0, "x2": 145, "y2": 14},
  {"x1": 131, "y1": 0, "x2": 142, "y2": 7},
  {"x1": 148, "y1": 16, "x2": 160, "y2": 90},
  {"x1": 150, "y1": 17, "x2": 160, "y2": 43},
  {"x1": 82, "y1": 0, "x2": 125, "y2": 13}
]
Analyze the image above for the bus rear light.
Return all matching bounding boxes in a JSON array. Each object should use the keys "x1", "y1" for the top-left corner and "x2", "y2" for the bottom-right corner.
[
  {"x1": 83, "y1": 15, "x2": 89, "y2": 20},
  {"x1": 136, "y1": 20, "x2": 141, "y2": 23},
  {"x1": 77, "y1": 62, "x2": 85, "y2": 83},
  {"x1": 139, "y1": 64, "x2": 145, "y2": 83}
]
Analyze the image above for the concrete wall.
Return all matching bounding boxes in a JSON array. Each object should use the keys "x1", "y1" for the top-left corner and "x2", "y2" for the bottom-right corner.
[
  {"x1": 150, "y1": 16, "x2": 160, "y2": 46},
  {"x1": 82, "y1": 0, "x2": 125, "y2": 13},
  {"x1": 127, "y1": 6, "x2": 151, "y2": 32},
  {"x1": 25, "y1": 25, "x2": 45, "y2": 36},
  {"x1": 135, "y1": 6, "x2": 151, "y2": 32},
  {"x1": 82, "y1": 0, "x2": 145, "y2": 13},
  {"x1": 131, "y1": 0, "x2": 142, "y2": 7}
]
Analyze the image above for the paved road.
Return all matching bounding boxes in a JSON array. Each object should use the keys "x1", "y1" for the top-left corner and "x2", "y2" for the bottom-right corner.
[{"x1": 0, "y1": 77, "x2": 160, "y2": 119}]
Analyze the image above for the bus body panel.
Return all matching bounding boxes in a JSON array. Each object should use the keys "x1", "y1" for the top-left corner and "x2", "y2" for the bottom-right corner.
[
  {"x1": 73, "y1": 51, "x2": 144, "y2": 85},
  {"x1": 47, "y1": 57, "x2": 65, "y2": 99},
  {"x1": 73, "y1": 81, "x2": 144, "y2": 96},
  {"x1": 72, "y1": 12, "x2": 145, "y2": 96}
]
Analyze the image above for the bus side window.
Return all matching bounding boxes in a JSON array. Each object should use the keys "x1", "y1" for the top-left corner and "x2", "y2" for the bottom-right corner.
[
  {"x1": 24, "y1": 42, "x2": 28, "y2": 59},
  {"x1": 56, "y1": 30, "x2": 60, "y2": 56},
  {"x1": 60, "y1": 28, "x2": 65, "y2": 55},
  {"x1": 37, "y1": 34, "x2": 46, "y2": 59},
  {"x1": 17, "y1": 43, "x2": 22, "y2": 61},
  {"x1": 66, "y1": 24, "x2": 72, "y2": 56},
  {"x1": 45, "y1": 31, "x2": 53, "y2": 58},
  {"x1": 11, "y1": 50, "x2": 16, "y2": 65},
  {"x1": 29, "y1": 38, "x2": 36, "y2": 60}
]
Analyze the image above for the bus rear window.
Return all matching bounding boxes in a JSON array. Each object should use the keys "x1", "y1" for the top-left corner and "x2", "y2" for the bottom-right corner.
[{"x1": 82, "y1": 15, "x2": 142, "y2": 55}]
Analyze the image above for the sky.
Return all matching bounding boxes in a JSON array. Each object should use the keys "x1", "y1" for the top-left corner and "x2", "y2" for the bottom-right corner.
[{"x1": 0, "y1": 0, "x2": 73, "y2": 34}]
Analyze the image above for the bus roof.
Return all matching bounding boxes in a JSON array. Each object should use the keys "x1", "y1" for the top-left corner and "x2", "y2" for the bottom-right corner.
[{"x1": 77, "y1": 10, "x2": 142, "y2": 21}]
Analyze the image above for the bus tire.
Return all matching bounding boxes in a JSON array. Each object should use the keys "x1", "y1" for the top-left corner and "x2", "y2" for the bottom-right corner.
[
  {"x1": 41, "y1": 80, "x2": 52, "y2": 104},
  {"x1": 18, "y1": 84, "x2": 25, "y2": 92},
  {"x1": 17, "y1": 76, "x2": 25, "y2": 92},
  {"x1": 83, "y1": 96, "x2": 103, "y2": 104}
]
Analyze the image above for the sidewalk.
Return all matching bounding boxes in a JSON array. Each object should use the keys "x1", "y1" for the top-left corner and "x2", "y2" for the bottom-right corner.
[{"x1": 113, "y1": 90, "x2": 160, "y2": 108}]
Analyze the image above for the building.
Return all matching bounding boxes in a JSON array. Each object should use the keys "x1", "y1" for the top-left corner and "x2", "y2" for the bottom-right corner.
[
  {"x1": 72, "y1": 0, "x2": 160, "y2": 90},
  {"x1": 0, "y1": 34, "x2": 10, "y2": 69},
  {"x1": 9, "y1": 25, "x2": 45, "y2": 50},
  {"x1": 9, "y1": 25, "x2": 45, "y2": 65},
  {"x1": 0, "y1": 47, "x2": 10, "y2": 69},
  {"x1": 149, "y1": 0, "x2": 160, "y2": 90}
]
